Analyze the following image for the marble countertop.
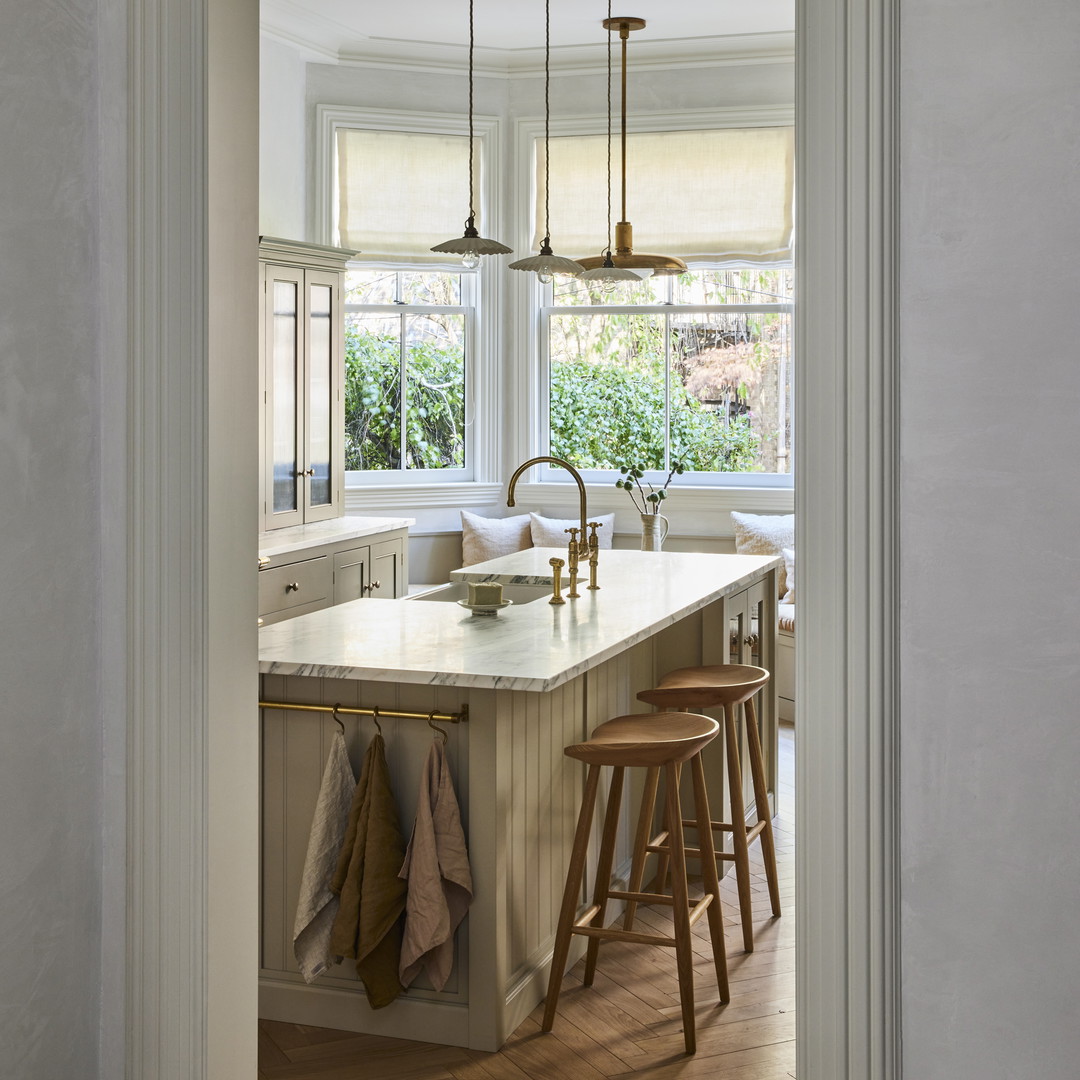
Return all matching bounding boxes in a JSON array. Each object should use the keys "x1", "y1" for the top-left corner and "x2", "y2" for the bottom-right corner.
[
  {"x1": 259, "y1": 548, "x2": 780, "y2": 693},
  {"x1": 258, "y1": 515, "x2": 414, "y2": 559}
]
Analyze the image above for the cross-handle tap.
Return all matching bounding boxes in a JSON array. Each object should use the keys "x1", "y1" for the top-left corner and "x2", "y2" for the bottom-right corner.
[
  {"x1": 564, "y1": 527, "x2": 582, "y2": 598},
  {"x1": 586, "y1": 521, "x2": 603, "y2": 590},
  {"x1": 506, "y1": 455, "x2": 597, "y2": 591}
]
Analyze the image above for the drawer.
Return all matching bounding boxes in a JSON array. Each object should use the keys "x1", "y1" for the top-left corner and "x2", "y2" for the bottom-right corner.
[{"x1": 258, "y1": 555, "x2": 331, "y2": 618}]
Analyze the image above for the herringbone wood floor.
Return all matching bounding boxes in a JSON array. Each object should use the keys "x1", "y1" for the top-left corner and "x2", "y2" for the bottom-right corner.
[{"x1": 259, "y1": 725, "x2": 796, "y2": 1080}]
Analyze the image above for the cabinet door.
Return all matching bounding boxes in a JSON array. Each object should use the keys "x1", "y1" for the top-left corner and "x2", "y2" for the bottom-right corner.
[
  {"x1": 333, "y1": 545, "x2": 369, "y2": 605},
  {"x1": 264, "y1": 267, "x2": 305, "y2": 529},
  {"x1": 368, "y1": 538, "x2": 403, "y2": 598},
  {"x1": 302, "y1": 270, "x2": 343, "y2": 523}
]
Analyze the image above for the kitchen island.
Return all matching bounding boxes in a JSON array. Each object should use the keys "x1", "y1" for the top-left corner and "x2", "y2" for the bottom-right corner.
[{"x1": 258, "y1": 548, "x2": 780, "y2": 1050}]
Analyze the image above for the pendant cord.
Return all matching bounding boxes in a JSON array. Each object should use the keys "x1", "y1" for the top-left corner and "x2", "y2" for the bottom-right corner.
[
  {"x1": 467, "y1": 0, "x2": 476, "y2": 224},
  {"x1": 619, "y1": 19, "x2": 628, "y2": 224},
  {"x1": 604, "y1": 0, "x2": 613, "y2": 255},
  {"x1": 543, "y1": 0, "x2": 551, "y2": 244}
]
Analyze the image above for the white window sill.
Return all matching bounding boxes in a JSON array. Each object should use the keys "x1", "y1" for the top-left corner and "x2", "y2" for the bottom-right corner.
[{"x1": 344, "y1": 481, "x2": 505, "y2": 512}]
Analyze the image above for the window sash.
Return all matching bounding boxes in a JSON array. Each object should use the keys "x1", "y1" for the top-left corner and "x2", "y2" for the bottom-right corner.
[{"x1": 541, "y1": 299, "x2": 793, "y2": 487}]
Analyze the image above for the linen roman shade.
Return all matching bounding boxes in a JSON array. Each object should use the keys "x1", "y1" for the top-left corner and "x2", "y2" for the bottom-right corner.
[
  {"x1": 536, "y1": 126, "x2": 794, "y2": 264},
  {"x1": 336, "y1": 129, "x2": 481, "y2": 262}
]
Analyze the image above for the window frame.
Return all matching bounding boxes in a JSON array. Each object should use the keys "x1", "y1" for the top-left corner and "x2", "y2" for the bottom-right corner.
[
  {"x1": 342, "y1": 266, "x2": 478, "y2": 486},
  {"x1": 510, "y1": 106, "x2": 796, "y2": 502},
  {"x1": 317, "y1": 105, "x2": 506, "y2": 504},
  {"x1": 539, "y1": 278, "x2": 794, "y2": 489}
]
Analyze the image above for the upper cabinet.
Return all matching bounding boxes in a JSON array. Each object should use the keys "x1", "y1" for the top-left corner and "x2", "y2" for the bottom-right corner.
[{"x1": 259, "y1": 237, "x2": 356, "y2": 531}]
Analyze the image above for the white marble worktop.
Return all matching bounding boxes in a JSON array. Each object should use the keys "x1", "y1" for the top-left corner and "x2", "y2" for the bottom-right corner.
[
  {"x1": 258, "y1": 549, "x2": 779, "y2": 693},
  {"x1": 258, "y1": 514, "x2": 414, "y2": 559}
]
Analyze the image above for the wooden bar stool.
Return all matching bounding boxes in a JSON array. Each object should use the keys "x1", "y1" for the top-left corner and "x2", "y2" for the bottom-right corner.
[
  {"x1": 629, "y1": 664, "x2": 781, "y2": 953},
  {"x1": 542, "y1": 711, "x2": 728, "y2": 1056}
]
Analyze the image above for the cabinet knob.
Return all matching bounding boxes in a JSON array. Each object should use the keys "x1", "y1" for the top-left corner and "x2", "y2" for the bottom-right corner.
[
  {"x1": 295, "y1": 469, "x2": 315, "y2": 478},
  {"x1": 285, "y1": 581, "x2": 300, "y2": 593},
  {"x1": 744, "y1": 633, "x2": 759, "y2": 648},
  {"x1": 364, "y1": 580, "x2": 382, "y2": 594}
]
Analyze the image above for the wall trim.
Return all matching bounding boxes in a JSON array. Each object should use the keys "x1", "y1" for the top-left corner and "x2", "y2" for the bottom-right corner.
[
  {"x1": 796, "y1": 0, "x2": 901, "y2": 1076},
  {"x1": 127, "y1": 0, "x2": 209, "y2": 1074}
]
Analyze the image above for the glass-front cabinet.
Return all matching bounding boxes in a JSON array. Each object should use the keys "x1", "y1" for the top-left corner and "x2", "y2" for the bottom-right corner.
[{"x1": 259, "y1": 237, "x2": 355, "y2": 530}]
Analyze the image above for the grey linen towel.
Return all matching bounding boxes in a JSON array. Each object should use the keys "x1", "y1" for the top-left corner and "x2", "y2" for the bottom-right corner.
[{"x1": 292, "y1": 730, "x2": 356, "y2": 982}]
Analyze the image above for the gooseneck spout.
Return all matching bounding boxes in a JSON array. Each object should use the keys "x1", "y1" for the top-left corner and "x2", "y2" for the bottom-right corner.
[{"x1": 506, "y1": 456, "x2": 589, "y2": 545}]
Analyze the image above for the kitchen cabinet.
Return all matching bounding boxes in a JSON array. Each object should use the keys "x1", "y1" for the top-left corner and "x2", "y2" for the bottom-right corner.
[
  {"x1": 259, "y1": 237, "x2": 355, "y2": 532},
  {"x1": 257, "y1": 518, "x2": 412, "y2": 626},
  {"x1": 725, "y1": 578, "x2": 779, "y2": 816}
]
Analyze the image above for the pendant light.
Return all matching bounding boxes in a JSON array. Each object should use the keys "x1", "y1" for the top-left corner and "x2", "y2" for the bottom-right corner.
[
  {"x1": 577, "y1": 12, "x2": 688, "y2": 277},
  {"x1": 578, "y1": 4, "x2": 646, "y2": 285},
  {"x1": 509, "y1": 0, "x2": 584, "y2": 283},
  {"x1": 431, "y1": 0, "x2": 512, "y2": 267}
]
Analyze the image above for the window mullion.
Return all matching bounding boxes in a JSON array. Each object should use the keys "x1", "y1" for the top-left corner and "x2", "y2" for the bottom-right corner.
[
  {"x1": 663, "y1": 312, "x2": 672, "y2": 472},
  {"x1": 398, "y1": 311, "x2": 408, "y2": 473}
]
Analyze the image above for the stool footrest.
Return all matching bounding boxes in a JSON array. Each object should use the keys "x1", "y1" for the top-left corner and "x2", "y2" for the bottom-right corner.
[
  {"x1": 571, "y1": 923, "x2": 676, "y2": 949},
  {"x1": 606, "y1": 889, "x2": 673, "y2": 906}
]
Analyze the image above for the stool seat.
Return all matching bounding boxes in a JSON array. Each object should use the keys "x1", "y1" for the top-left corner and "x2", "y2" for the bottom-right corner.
[
  {"x1": 637, "y1": 664, "x2": 769, "y2": 710},
  {"x1": 565, "y1": 712, "x2": 719, "y2": 768}
]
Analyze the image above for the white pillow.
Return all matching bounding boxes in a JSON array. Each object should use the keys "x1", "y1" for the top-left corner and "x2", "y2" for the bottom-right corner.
[
  {"x1": 529, "y1": 512, "x2": 615, "y2": 549},
  {"x1": 731, "y1": 511, "x2": 795, "y2": 598},
  {"x1": 781, "y1": 547, "x2": 795, "y2": 604},
  {"x1": 460, "y1": 510, "x2": 533, "y2": 567}
]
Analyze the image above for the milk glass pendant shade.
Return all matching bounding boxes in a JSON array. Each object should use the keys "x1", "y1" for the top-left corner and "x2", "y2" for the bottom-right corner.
[
  {"x1": 431, "y1": 0, "x2": 511, "y2": 265},
  {"x1": 576, "y1": 14, "x2": 688, "y2": 277},
  {"x1": 509, "y1": 0, "x2": 582, "y2": 282}
]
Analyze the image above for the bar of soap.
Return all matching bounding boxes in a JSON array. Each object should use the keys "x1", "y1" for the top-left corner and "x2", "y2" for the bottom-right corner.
[{"x1": 468, "y1": 582, "x2": 503, "y2": 606}]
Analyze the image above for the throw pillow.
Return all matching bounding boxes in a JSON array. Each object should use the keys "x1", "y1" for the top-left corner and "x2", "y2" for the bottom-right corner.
[
  {"x1": 781, "y1": 547, "x2": 795, "y2": 604},
  {"x1": 460, "y1": 510, "x2": 533, "y2": 567},
  {"x1": 730, "y1": 511, "x2": 795, "y2": 598},
  {"x1": 529, "y1": 512, "x2": 615, "y2": 549}
]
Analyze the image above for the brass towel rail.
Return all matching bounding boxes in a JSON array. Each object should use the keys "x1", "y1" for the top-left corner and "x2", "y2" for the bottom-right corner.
[{"x1": 258, "y1": 700, "x2": 468, "y2": 725}]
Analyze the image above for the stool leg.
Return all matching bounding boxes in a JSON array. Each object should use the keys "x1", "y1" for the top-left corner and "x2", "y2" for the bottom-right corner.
[
  {"x1": 745, "y1": 696, "x2": 781, "y2": 918},
  {"x1": 543, "y1": 763, "x2": 601, "y2": 1033},
  {"x1": 664, "y1": 760, "x2": 697, "y2": 1056},
  {"x1": 690, "y1": 751, "x2": 729, "y2": 1004},
  {"x1": 623, "y1": 765, "x2": 659, "y2": 932},
  {"x1": 724, "y1": 702, "x2": 755, "y2": 953},
  {"x1": 583, "y1": 766, "x2": 624, "y2": 986},
  {"x1": 653, "y1": 761, "x2": 682, "y2": 898}
]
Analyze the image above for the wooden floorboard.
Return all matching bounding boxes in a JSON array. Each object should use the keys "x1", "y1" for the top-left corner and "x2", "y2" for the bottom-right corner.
[{"x1": 258, "y1": 725, "x2": 796, "y2": 1079}]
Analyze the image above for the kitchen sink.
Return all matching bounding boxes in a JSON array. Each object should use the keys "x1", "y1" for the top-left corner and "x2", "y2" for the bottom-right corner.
[{"x1": 406, "y1": 581, "x2": 552, "y2": 605}]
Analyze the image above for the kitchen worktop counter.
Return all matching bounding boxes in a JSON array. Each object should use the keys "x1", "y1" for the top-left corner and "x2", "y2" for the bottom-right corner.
[{"x1": 258, "y1": 549, "x2": 779, "y2": 692}]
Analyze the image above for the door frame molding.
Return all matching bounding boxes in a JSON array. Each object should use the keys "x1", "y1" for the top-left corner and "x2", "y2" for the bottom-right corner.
[
  {"x1": 796, "y1": 0, "x2": 901, "y2": 1076},
  {"x1": 118, "y1": 0, "x2": 901, "y2": 1075}
]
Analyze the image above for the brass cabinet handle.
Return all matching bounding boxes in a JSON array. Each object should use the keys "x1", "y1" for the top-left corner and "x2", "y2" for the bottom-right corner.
[
  {"x1": 257, "y1": 556, "x2": 271, "y2": 569},
  {"x1": 285, "y1": 581, "x2": 300, "y2": 593},
  {"x1": 295, "y1": 468, "x2": 315, "y2": 477},
  {"x1": 744, "y1": 634, "x2": 759, "y2": 648},
  {"x1": 364, "y1": 580, "x2": 382, "y2": 593}
]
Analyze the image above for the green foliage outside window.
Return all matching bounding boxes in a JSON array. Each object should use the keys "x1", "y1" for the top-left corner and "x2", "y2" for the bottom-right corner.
[
  {"x1": 549, "y1": 357, "x2": 760, "y2": 472},
  {"x1": 344, "y1": 328, "x2": 465, "y2": 471}
]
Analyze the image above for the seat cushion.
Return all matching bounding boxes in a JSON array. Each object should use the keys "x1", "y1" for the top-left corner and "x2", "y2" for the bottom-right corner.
[
  {"x1": 731, "y1": 511, "x2": 795, "y2": 598},
  {"x1": 460, "y1": 510, "x2": 533, "y2": 567}
]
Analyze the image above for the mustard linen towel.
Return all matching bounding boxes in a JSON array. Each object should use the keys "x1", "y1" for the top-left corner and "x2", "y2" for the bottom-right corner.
[{"x1": 329, "y1": 733, "x2": 408, "y2": 1009}]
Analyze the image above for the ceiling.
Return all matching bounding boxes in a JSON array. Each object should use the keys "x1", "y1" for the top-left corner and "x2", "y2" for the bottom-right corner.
[{"x1": 261, "y1": 0, "x2": 795, "y2": 72}]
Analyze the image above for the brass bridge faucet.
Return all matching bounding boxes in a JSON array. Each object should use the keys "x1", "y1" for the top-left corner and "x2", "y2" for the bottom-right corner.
[{"x1": 507, "y1": 456, "x2": 600, "y2": 594}]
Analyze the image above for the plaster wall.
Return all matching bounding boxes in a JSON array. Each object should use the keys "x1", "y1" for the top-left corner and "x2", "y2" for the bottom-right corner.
[
  {"x1": 0, "y1": 2, "x2": 108, "y2": 1076},
  {"x1": 899, "y1": 1, "x2": 1080, "y2": 1074},
  {"x1": 260, "y1": 34, "x2": 308, "y2": 238}
]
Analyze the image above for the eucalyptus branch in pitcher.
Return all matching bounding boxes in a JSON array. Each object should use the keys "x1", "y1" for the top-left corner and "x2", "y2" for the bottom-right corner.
[{"x1": 614, "y1": 462, "x2": 685, "y2": 515}]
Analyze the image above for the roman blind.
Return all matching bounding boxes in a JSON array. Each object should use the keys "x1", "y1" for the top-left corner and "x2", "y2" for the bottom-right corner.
[
  {"x1": 537, "y1": 126, "x2": 794, "y2": 264},
  {"x1": 336, "y1": 129, "x2": 481, "y2": 262}
]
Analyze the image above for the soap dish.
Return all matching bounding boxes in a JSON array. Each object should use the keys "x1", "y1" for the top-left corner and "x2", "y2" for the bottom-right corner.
[{"x1": 457, "y1": 598, "x2": 514, "y2": 617}]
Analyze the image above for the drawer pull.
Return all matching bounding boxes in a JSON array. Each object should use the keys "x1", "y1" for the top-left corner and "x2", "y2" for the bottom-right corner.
[
  {"x1": 257, "y1": 555, "x2": 271, "y2": 569},
  {"x1": 285, "y1": 581, "x2": 300, "y2": 593}
]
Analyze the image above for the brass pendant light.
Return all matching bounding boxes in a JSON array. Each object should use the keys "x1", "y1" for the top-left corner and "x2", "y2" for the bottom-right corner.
[
  {"x1": 577, "y1": 13, "x2": 688, "y2": 277},
  {"x1": 431, "y1": 0, "x2": 512, "y2": 266},
  {"x1": 509, "y1": 0, "x2": 584, "y2": 282}
]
